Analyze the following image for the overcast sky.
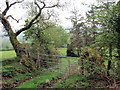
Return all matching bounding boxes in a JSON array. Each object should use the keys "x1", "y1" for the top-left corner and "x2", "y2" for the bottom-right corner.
[
  {"x1": 0, "y1": 0, "x2": 119, "y2": 30},
  {"x1": 58, "y1": 0, "x2": 97, "y2": 28}
]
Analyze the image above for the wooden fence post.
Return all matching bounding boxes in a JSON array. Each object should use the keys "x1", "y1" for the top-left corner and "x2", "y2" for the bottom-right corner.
[
  {"x1": 57, "y1": 58, "x2": 60, "y2": 73},
  {"x1": 68, "y1": 59, "x2": 71, "y2": 75},
  {"x1": 78, "y1": 58, "x2": 80, "y2": 74},
  {"x1": 81, "y1": 58, "x2": 84, "y2": 75}
]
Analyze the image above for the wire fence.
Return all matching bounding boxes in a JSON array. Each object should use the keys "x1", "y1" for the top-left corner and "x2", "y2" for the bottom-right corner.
[
  {"x1": 37, "y1": 54, "x2": 80, "y2": 74},
  {"x1": 1, "y1": 49, "x2": 119, "y2": 76}
]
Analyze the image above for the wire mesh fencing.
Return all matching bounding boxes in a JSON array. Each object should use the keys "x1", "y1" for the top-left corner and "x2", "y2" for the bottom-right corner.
[
  {"x1": 36, "y1": 53, "x2": 119, "y2": 77},
  {"x1": 37, "y1": 54, "x2": 81, "y2": 75}
]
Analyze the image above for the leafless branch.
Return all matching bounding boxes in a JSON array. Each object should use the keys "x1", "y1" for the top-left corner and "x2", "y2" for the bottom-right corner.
[
  {"x1": 45, "y1": 1, "x2": 61, "y2": 8},
  {"x1": 6, "y1": 0, "x2": 9, "y2": 8},
  {"x1": 45, "y1": 5, "x2": 58, "y2": 8},
  {"x1": 40, "y1": 1, "x2": 46, "y2": 9},
  {"x1": 15, "y1": 0, "x2": 60, "y2": 36},
  {"x1": 2, "y1": 0, "x2": 23, "y2": 16},
  {"x1": 15, "y1": 1, "x2": 43, "y2": 36},
  {"x1": 6, "y1": 15, "x2": 19, "y2": 23}
]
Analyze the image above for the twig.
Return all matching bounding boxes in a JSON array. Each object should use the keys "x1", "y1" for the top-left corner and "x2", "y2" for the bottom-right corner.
[
  {"x1": 2, "y1": 0, "x2": 23, "y2": 16},
  {"x1": 6, "y1": 15, "x2": 19, "y2": 23}
]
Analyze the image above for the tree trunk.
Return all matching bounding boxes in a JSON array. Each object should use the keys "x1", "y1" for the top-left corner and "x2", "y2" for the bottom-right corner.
[{"x1": 0, "y1": 14, "x2": 36, "y2": 71}]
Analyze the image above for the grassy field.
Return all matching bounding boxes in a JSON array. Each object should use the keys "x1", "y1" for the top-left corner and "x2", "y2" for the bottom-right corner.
[
  {"x1": 57, "y1": 48, "x2": 67, "y2": 55},
  {"x1": 0, "y1": 48, "x2": 66, "y2": 61},
  {"x1": 0, "y1": 51, "x2": 16, "y2": 61}
]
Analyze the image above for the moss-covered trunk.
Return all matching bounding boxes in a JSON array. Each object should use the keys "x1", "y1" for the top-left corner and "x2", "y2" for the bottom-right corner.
[{"x1": 0, "y1": 13, "x2": 36, "y2": 71}]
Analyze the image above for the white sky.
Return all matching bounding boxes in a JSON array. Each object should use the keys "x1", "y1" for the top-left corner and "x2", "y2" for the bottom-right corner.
[
  {"x1": 58, "y1": 0, "x2": 97, "y2": 28},
  {"x1": 0, "y1": 0, "x2": 119, "y2": 30}
]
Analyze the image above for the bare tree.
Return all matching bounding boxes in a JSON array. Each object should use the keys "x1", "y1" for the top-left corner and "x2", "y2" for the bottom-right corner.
[{"x1": 0, "y1": 0, "x2": 61, "y2": 70}]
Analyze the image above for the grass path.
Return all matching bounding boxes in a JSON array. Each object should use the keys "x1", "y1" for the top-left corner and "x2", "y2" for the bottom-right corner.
[{"x1": 16, "y1": 72, "x2": 61, "y2": 88}]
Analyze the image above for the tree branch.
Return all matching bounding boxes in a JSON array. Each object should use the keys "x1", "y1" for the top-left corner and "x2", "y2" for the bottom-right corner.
[
  {"x1": 45, "y1": 3, "x2": 61, "y2": 8},
  {"x1": 45, "y1": 1, "x2": 61, "y2": 8},
  {"x1": 15, "y1": 0, "x2": 60, "y2": 36},
  {"x1": 6, "y1": 0, "x2": 9, "y2": 8},
  {"x1": 45, "y1": 5, "x2": 58, "y2": 8},
  {"x1": 15, "y1": 1, "x2": 43, "y2": 36},
  {"x1": 6, "y1": 15, "x2": 19, "y2": 23},
  {"x1": 40, "y1": 1, "x2": 46, "y2": 9},
  {"x1": 2, "y1": 0, "x2": 23, "y2": 16}
]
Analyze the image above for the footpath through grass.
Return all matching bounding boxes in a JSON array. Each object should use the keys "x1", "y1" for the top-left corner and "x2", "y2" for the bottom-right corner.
[{"x1": 16, "y1": 72, "x2": 61, "y2": 88}]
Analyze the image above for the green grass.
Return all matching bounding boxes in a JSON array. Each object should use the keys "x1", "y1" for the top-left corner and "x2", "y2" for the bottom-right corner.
[
  {"x1": 57, "y1": 48, "x2": 67, "y2": 55},
  {"x1": 2, "y1": 65, "x2": 16, "y2": 76},
  {"x1": 2, "y1": 61, "x2": 30, "y2": 77},
  {"x1": 2, "y1": 59, "x2": 44, "y2": 87},
  {"x1": 2, "y1": 70, "x2": 43, "y2": 87},
  {"x1": 16, "y1": 72, "x2": 61, "y2": 88},
  {"x1": 1, "y1": 50, "x2": 43, "y2": 87},
  {"x1": 13, "y1": 71, "x2": 42, "y2": 80},
  {"x1": 53, "y1": 74, "x2": 90, "y2": 88},
  {"x1": 0, "y1": 51, "x2": 16, "y2": 61}
]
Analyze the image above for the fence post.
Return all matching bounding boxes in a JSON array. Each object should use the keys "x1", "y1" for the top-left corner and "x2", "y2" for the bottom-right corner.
[
  {"x1": 57, "y1": 58, "x2": 60, "y2": 73},
  {"x1": 68, "y1": 59, "x2": 71, "y2": 75},
  {"x1": 81, "y1": 58, "x2": 84, "y2": 75},
  {"x1": 78, "y1": 58, "x2": 80, "y2": 74}
]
